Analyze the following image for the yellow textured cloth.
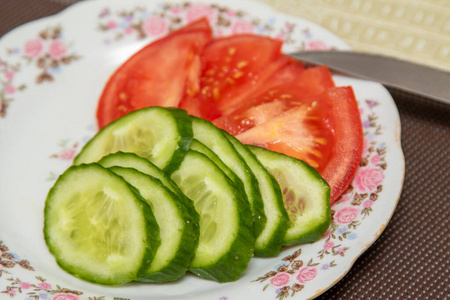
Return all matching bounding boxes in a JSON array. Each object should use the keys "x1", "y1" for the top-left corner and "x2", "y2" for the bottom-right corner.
[{"x1": 259, "y1": 0, "x2": 450, "y2": 71}]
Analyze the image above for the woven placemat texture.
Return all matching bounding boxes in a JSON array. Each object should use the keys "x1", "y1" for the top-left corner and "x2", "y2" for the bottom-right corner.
[
  {"x1": 1, "y1": 1, "x2": 449, "y2": 299},
  {"x1": 316, "y1": 92, "x2": 450, "y2": 300}
]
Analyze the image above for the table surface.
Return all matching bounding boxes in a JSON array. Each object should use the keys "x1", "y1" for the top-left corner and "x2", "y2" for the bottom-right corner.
[{"x1": 1, "y1": 1, "x2": 449, "y2": 299}]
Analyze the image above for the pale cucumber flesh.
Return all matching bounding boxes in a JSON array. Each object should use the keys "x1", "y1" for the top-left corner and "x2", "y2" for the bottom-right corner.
[
  {"x1": 108, "y1": 166, "x2": 198, "y2": 282},
  {"x1": 248, "y1": 146, "x2": 331, "y2": 245},
  {"x1": 170, "y1": 150, "x2": 254, "y2": 282},
  {"x1": 44, "y1": 164, "x2": 160, "y2": 285}
]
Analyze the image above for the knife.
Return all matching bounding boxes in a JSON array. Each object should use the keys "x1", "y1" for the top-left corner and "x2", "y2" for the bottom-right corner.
[{"x1": 289, "y1": 51, "x2": 450, "y2": 105}]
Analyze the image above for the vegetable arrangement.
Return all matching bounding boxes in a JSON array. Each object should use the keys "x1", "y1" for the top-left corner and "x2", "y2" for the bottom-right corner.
[{"x1": 44, "y1": 18, "x2": 363, "y2": 286}]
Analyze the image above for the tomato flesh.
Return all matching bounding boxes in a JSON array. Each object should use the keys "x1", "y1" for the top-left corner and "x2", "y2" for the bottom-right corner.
[
  {"x1": 95, "y1": 20, "x2": 364, "y2": 205},
  {"x1": 235, "y1": 86, "x2": 362, "y2": 204},
  {"x1": 319, "y1": 87, "x2": 363, "y2": 203},
  {"x1": 96, "y1": 18, "x2": 212, "y2": 128},
  {"x1": 236, "y1": 99, "x2": 334, "y2": 173},
  {"x1": 179, "y1": 34, "x2": 286, "y2": 119},
  {"x1": 213, "y1": 65, "x2": 334, "y2": 135}
]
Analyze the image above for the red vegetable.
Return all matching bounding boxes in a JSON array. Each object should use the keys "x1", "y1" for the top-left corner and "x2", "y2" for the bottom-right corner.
[
  {"x1": 96, "y1": 20, "x2": 363, "y2": 204},
  {"x1": 96, "y1": 18, "x2": 212, "y2": 128},
  {"x1": 235, "y1": 86, "x2": 363, "y2": 204}
]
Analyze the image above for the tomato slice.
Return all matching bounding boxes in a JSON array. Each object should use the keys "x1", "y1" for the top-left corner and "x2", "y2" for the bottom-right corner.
[
  {"x1": 235, "y1": 86, "x2": 362, "y2": 204},
  {"x1": 96, "y1": 18, "x2": 212, "y2": 128},
  {"x1": 179, "y1": 34, "x2": 286, "y2": 119},
  {"x1": 213, "y1": 65, "x2": 334, "y2": 135},
  {"x1": 319, "y1": 87, "x2": 363, "y2": 204}
]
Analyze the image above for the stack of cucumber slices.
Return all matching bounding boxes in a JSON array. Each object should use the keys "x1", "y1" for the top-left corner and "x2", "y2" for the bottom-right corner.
[{"x1": 44, "y1": 106, "x2": 331, "y2": 285}]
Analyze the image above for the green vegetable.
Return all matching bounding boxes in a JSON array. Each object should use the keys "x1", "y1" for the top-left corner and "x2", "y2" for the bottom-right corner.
[
  {"x1": 224, "y1": 132, "x2": 289, "y2": 256},
  {"x1": 249, "y1": 145, "x2": 331, "y2": 245},
  {"x1": 74, "y1": 107, "x2": 193, "y2": 173},
  {"x1": 170, "y1": 150, "x2": 254, "y2": 282},
  {"x1": 191, "y1": 116, "x2": 266, "y2": 238},
  {"x1": 44, "y1": 164, "x2": 160, "y2": 285},
  {"x1": 108, "y1": 166, "x2": 199, "y2": 282}
]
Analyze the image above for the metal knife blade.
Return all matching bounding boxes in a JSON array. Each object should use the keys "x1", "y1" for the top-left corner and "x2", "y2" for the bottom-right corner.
[{"x1": 289, "y1": 51, "x2": 450, "y2": 105}]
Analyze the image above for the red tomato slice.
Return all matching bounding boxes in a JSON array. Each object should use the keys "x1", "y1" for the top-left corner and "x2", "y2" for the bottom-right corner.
[
  {"x1": 319, "y1": 87, "x2": 363, "y2": 204},
  {"x1": 236, "y1": 86, "x2": 363, "y2": 204},
  {"x1": 213, "y1": 65, "x2": 334, "y2": 135},
  {"x1": 96, "y1": 18, "x2": 212, "y2": 128},
  {"x1": 179, "y1": 34, "x2": 286, "y2": 119}
]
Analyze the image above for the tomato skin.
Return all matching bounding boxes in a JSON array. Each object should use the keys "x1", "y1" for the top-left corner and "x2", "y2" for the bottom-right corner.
[
  {"x1": 233, "y1": 86, "x2": 362, "y2": 205},
  {"x1": 96, "y1": 18, "x2": 212, "y2": 128},
  {"x1": 319, "y1": 87, "x2": 363, "y2": 204}
]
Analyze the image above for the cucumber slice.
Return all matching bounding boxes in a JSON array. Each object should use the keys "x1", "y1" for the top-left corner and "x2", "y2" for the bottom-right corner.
[
  {"x1": 44, "y1": 164, "x2": 160, "y2": 285},
  {"x1": 74, "y1": 107, "x2": 193, "y2": 173},
  {"x1": 98, "y1": 152, "x2": 200, "y2": 234},
  {"x1": 108, "y1": 166, "x2": 199, "y2": 282},
  {"x1": 190, "y1": 117, "x2": 266, "y2": 238},
  {"x1": 170, "y1": 150, "x2": 254, "y2": 282},
  {"x1": 248, "y1": 146, "x2": 331, "y2": 245},
  {"x1": 189, "y1": 139, "x2": 244, "y2": 189},
  {"x1": 223, "y1": 132, "x2": 290, "y2": 256}
]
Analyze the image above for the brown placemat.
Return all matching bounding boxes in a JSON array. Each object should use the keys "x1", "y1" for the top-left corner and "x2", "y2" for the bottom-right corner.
[{"x1": 1, "y1": 1, "x2": 449, "y2": 299}]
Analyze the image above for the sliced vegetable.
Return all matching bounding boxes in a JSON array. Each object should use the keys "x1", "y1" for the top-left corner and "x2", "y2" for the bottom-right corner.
[
  {"x1": 189, "y1": 139, "x2": 243, "y2": 188},
  {"x1": 97, "y1": 151, "x2": 199, "y2": 222},
  {"x1": 170, "y1": 150, "x2": 254, "y2": 282},
  {"x1": 212, "y1": 65, "x2": 334, "y2": 135},
  {"x1": 44, "y1": 164, "x2": 160, "y2": 285},
  {"x1": 97, "y1": 18, "x2": 212, "y2": 128},
  {"x1": 191, "y1": 116, "x2": 266, "y2": 238},
  {"x1": 236, "y1": 86, "x2": 363, "y2": 204},
  {"x1": 75, "y1": 107, "x2": 193, "y2": 174},
  {"x1": 317, "y1": 87, "x2": 364, "y2": 203},
  {"x1": 249, "y1": 146, "x2": 331, "y2": 245},
  {"x1": 108, "y1": 166, "x2": 198, "y2": 282},
  {"x1": 179, "y1": 34, "x2": 287, "y2": 119},
  {"x1": 223, "y1": 131, "x2": 289, "y2": 256}
]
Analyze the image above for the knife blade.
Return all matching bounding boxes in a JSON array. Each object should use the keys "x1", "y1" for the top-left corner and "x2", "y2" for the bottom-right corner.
[{"x1": 289, "y1": 51, "x2": 450, "y2": 105}]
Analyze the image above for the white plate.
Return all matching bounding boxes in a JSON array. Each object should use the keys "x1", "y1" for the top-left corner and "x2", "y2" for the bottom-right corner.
[{"x1": 0, "y1": 0, "x2": 404, "y2": 299}]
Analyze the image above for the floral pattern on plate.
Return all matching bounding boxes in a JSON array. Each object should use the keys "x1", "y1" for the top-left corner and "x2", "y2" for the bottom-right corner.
[
  {"x1": 0, "y1": 1, "x2": 403, "y2": 299},
  {"x1": 97, "y1": 1, "x2": 329, "y2": 51},
  {"x1": 0, "y1": 241, "x2": 84, "y2": 299},
  {"x1": 0, "y1": 25, "x2": 80, "y2": 118},
  {"x1": 253, "y1": 98, "x2": 387, "y2": 298}
]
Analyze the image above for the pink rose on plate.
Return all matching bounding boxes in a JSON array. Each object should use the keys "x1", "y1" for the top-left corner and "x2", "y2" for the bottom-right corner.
[
  {"x1": 323, "y1": 241, "x2": 335, "y2": 250},
  {"x1": 370, "y1": 154, "x2": 381, "y2": 164},
  {"x1": 142, "y1": 17, "x2": 167, "y2": 36},
  {"x1": 363, "y1": 200, "x2": 375, "y2": 208},
  {"x1": 53, "y1": 294, "x2": 79, "y2": 300},
  {"x1": 185, "y1": 3, "x2": 215, "y2": 23},
  {"x1": 353, "y1": 167, "x2": 385, "y2": 193},
  {"x1": 19, "y1": 282, "x2": 32, "y2": 289},
  {"x1": 334, "y1": 206, "x2": 360, "y2": 225},
  {"x1": 231, "y1": 20, "x2": 254, "y2": 34},
  {"x1": 170, "y1": 6, "x2": 181, "y2": 14},
  {"x1": 106, "y1": 20, "x2": 117, "y2": 29},
  {"x1": 48, "y1": 40, "x2": 67, "y2": 60},
  {"x1": 4, "y1": 84, "x2": 15, "y2": 94},
  {"x1": 337, "y1": 247, "x2": 347, "y2": 255},
  {"x1": 305, "y1": 40, "x2": 328, "y2": 50},
  {"x1": 59, "y1": 148, "x2": 76, "y2": 160},
  {"x1": 4, "y1": 71, "x2": 14, "y2": 80},
  {"x1": 296, "y1": 266, "x2": 318, "y2": 284},
  {"x1": 124, "y1": 27, "x2": 133, "y2": 35},
  {"x1": 270, "y1": 272, "x2": 291, "y2": 287},
  {"x1": 38, "y1": 282, "x2": 52, "y2": 289},
  {"x1": 24, "y1": 38, "x2": 43, "y2": 58}
]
